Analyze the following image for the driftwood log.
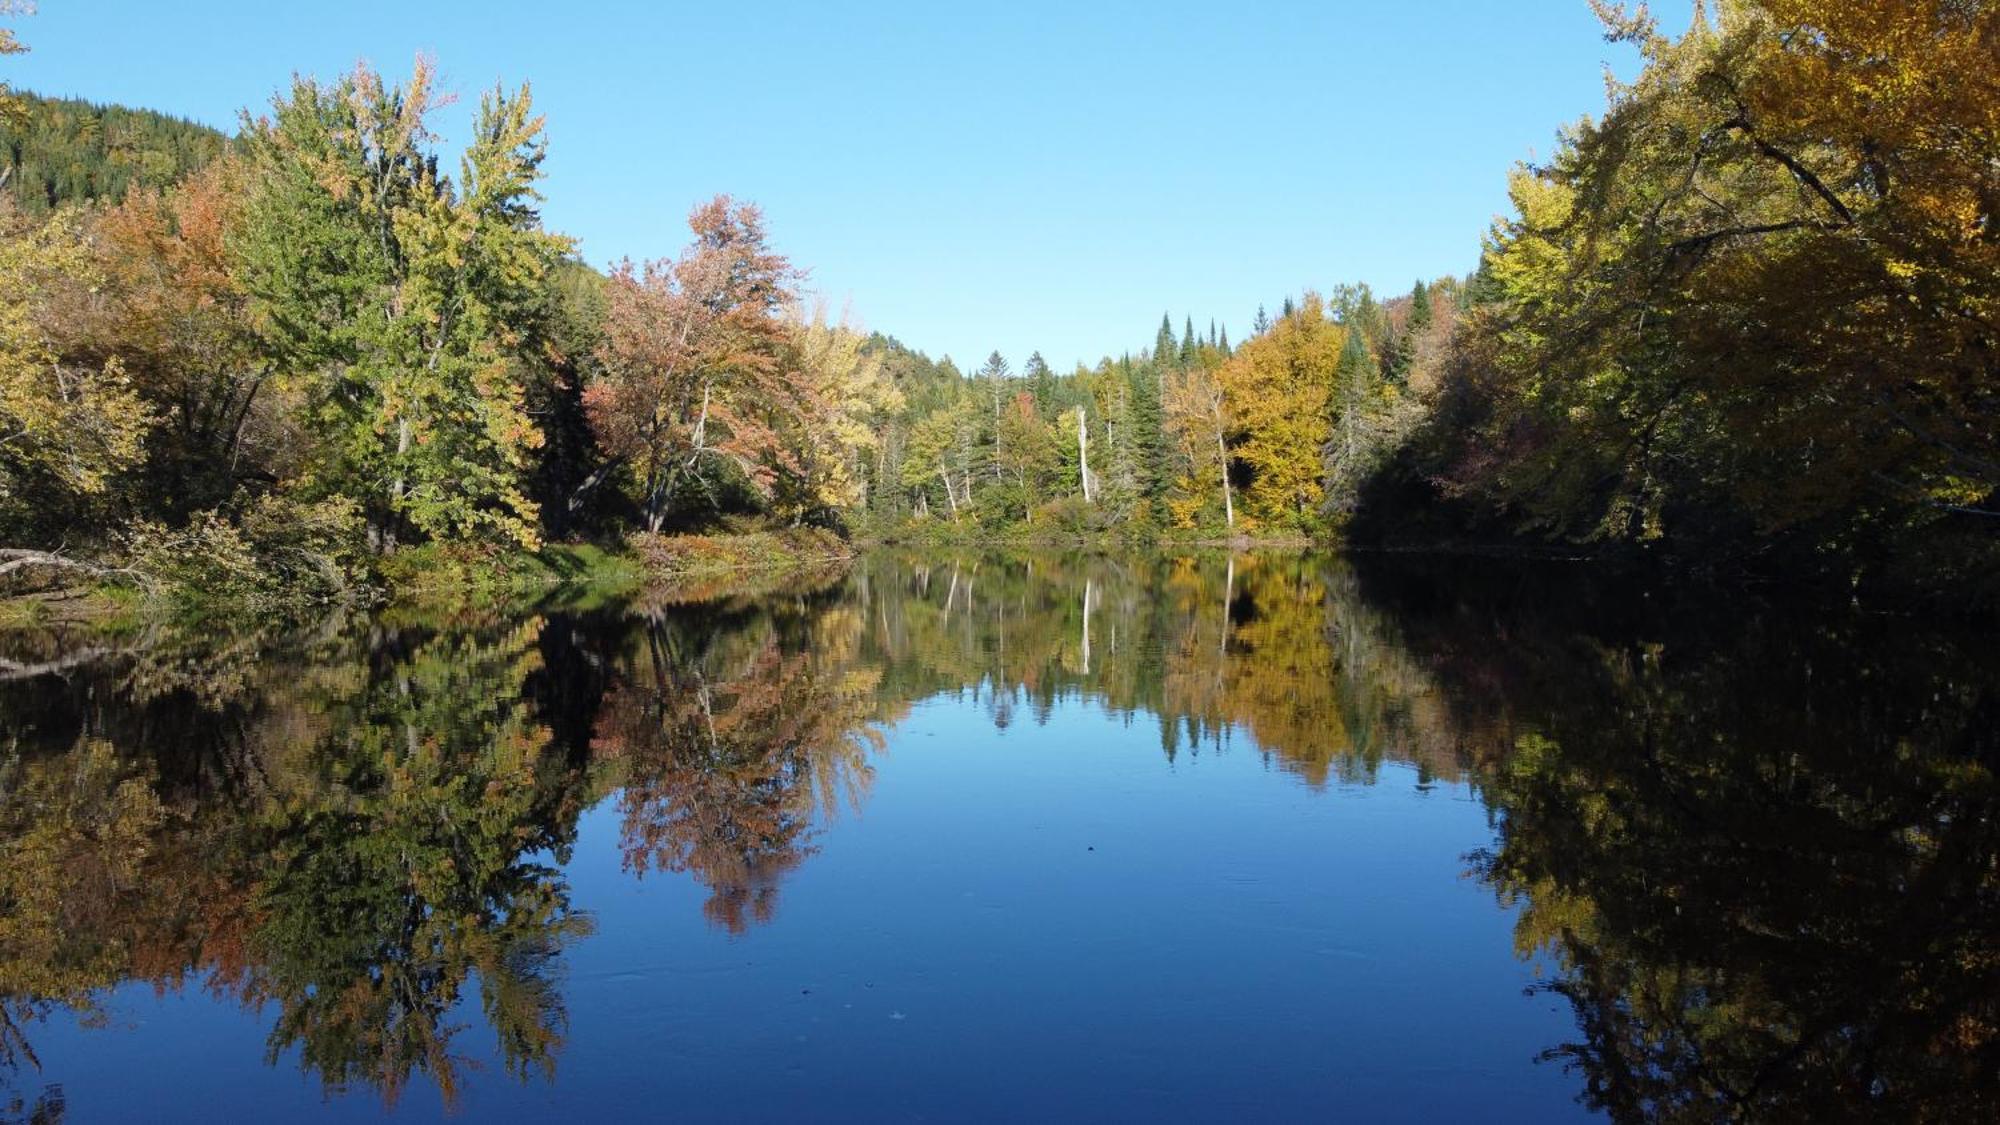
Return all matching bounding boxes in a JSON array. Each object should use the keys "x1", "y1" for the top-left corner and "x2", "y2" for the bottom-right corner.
[{"x1": 0, "y1": 548, "x2": 146, "y2": 584}]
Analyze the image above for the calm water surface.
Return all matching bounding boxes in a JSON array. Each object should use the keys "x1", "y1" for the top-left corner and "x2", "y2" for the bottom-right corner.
[{"x1": 0, "y1": 550, "x2": 1993, "y2": 1122}]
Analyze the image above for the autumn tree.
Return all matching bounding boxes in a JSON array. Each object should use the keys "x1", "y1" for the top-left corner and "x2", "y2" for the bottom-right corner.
[
  {"x1": 1163, "y1": 362, "x2": 1233, "y2": 530},
  {"x1": 1215, "y1": 295, "x2": 1342, "y2": 527},
  {"x1": 901, "y1": 399, "x2": 981, "y2": 520},
  {"x1": 0, "y1": 2, "x2": 26, "y2": 130},
  {"x1": 993, "y1": 391, "x2": 1056, "y2": 521},
  {"x1": 233, "y1": 61, "x2": 562, "y2": 550},
  {"x1": 0, "y1": 205, "x2": 150, "y2": 542},
  {"x1": 783, "y1": 304, "x2": 902, "y2": 523},
  {"x1": 585, "y1": 197, "x2": 802, "y2": 532},
  {"x1": 1413, "y1": 0, "x2": 2000, "y2": 590},
  {"x1": 80, "y1": 161, "x2": 282, "y2": 519}
]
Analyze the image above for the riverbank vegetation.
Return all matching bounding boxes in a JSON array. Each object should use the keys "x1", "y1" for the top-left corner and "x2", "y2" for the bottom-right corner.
[{"x1": 0, "y1": 0, "x2": 1993, "y2": 614}]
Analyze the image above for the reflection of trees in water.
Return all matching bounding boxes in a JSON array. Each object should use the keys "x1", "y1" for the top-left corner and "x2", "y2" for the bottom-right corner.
[
  {"x1": 853, "y1": 549, "x2": 1477, "y2": 786},
  {"x1": 242, "y1": 621, "x2": 598, "y2": 1107},
  {"x1": 1365, "y1": 563, "x2": 2000, "y2": 1123},
  {"x1": 0, "y1": 554, "x2": 1993, "y2": 1116},
  {"x1": 0, "y1": 617, "x2": 601, "y2": 1112},
  {"x1": 594, "y1": 597, "x2": 886, "y2": 933}
]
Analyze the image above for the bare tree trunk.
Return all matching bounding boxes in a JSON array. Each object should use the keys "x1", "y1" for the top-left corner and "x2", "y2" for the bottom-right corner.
[
  {"x1": 939, "y1": 465, "x2": 959, "y2": 520},
  {"x1": 1215, "y1": 421, "x2": 1235, "y2": 530},
  {"x1": 382, "y1": 413, "x2": 413, "y2": 552},
  {"x1": 1078, "y1": 409, "x2": 1095, "y2": 503}
]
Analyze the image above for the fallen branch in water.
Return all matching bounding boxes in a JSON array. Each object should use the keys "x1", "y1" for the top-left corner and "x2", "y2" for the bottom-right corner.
[{"x1": 0, "y1": 548, "x2": 149, "y2": 584}]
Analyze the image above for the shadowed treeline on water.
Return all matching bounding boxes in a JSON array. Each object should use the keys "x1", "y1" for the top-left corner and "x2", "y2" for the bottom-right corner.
[{"x1": 0, "y1": 548, "x2": 1992, "y2": 1119}]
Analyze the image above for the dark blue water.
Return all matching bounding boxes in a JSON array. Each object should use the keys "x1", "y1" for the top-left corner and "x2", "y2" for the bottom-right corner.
[{"x1": 1, "y1": 550, "x2": 1992, "y2": 1121}]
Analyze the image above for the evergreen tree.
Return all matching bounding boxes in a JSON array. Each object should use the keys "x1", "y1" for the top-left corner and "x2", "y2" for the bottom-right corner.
[
  {"x1": 1127, "y1": 354, "x2": 1165, "y2": 517},
  {"x1": 1407, "y1": 279, "x2": 1433, "y2": 334},
  {"x1": 1180, "y1": 316, "x2": 1196, "y2": 365},
  {"x1": 978, "y1": 350, "x2": 1010, "y2": 382},
  {"x1": 1023, "y1": 351, "x2": 1056, "y2": 411},
  {"x1": 1154, "y1": 313, "x2": 1177, "y2": 369},
  {"x1": 1253, "y1": 305, "x2": 1270, "y2": 335},
  {"x1": 1387, "y1": 280, "x2": 1431, "y2": 386},
  {"x1": 1280, "y1": 295, "x2": 1297, "y2": 319}
]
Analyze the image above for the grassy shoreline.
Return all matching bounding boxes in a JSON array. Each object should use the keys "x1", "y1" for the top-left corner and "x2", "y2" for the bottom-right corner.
[{"x1": 0, "y1": 528, "x2": 864, "y2": 629}]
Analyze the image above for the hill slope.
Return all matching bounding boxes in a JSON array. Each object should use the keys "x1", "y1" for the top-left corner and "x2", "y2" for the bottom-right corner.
[{"x1": 2, "y1": 92, "x2": 230, "y2": 215}]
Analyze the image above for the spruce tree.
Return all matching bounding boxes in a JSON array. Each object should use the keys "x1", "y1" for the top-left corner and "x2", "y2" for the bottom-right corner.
[
  {"x1": 1154, "y1": 313, "x2": 1178, "y2": 369},
  {"x1": 1128, "y1": 354, "x2": 1166, "y2": 518},
  {"x1": 1388, "y1": 281, "x2": 1432, "y2": 386},
  {"x1": 1253, "y1": 305, "x2": 1270, "y2": 335},
  {"x1": 1024, "y1": 351, "x2": 1056, "y2": 411},
  {"x1": 1180, "y1": 316, "x2": 1196, "y2": 365}
]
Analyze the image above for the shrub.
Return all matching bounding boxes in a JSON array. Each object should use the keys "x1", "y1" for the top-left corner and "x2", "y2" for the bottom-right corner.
[{"x1": 128, "y1": 495, "x2": 371, "y2": 615}]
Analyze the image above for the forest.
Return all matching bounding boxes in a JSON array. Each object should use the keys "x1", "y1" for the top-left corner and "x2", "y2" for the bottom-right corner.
[{"x1": 0, "y1": 0, "x2": 1994, "y2": 612}]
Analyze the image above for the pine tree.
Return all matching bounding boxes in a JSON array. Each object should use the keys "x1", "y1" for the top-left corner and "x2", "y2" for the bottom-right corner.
[
  {"x1": 1387, "y1": 280, "x2": 1431, "y2": 386},
  {"x1": 1154, "y1": 313, "x2": 1177, "y2": 369},
  {"x1": 1280, "y1": 295, "x2": 1297, "y2": 319},
  {"x1": 1253, "y1": 305, "x2": 1270, "y2": 335},
  {"x1": 1128, "y1": 353, "x2": 1165, "y2": 518},
  {"x1": 1024, "y1": 351, "x2": 1056, "y2": 411},
  {"x1": 1407, "y1": 279, "x2": 1433, "y2": 334},
  {"x1": 1218, "y1": 325, "x2": 1231, "y2": 354},
  {"x1": 1180, "y1": 316, "x2": 1196, "y2": 365}
]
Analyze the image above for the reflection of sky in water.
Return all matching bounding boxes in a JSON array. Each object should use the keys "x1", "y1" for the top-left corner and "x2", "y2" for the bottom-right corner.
[
  {"x1": 31, "y1": 693, "x2": 1581, "y2": 1121},
  {"x1": 8, "y1": 549, "x2": 1994, "y2": 1121}
]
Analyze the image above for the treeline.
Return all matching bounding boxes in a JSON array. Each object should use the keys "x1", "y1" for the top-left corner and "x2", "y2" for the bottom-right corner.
[
  {"x1": 1, "y1": 91, "x2": 229, "y2": 216},
  {"x1": 842, "y1": 284, "x2": 1454, "y2": 537},
  {"x1": 0, "y1": 0, "x2": 1994, "y2": 609},
  {"x1": 0, "y1": 38, "x2": 1454, "y2": 611},
  {"x1": 0, "y1": 53, "x2": 916, "y2": 607},
  {"x1": 868, "y1": 1, "x2": 2000, "y2": 606}
]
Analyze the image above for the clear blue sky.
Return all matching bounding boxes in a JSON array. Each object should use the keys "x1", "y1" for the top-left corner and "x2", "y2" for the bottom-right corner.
[{"x1": 10, "y1": 0, "x2": 1690, "y2": 370}]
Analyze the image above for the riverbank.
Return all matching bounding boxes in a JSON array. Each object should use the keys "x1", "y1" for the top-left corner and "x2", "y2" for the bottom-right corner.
[{"x1": 0, "y1": 528, "x2": 860, "y2": 630}]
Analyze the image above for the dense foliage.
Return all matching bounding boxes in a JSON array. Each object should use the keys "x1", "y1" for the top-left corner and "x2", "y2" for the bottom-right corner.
[
  {"x1": 0, "y1": 0, "x2": 1992, "y2": 611},
  {"x1": 1355, "y1": 1, "x2": 2000, "y2": 605},
  {"x1": 2, "y1": 91, "x2": 229, "y2": 216}
]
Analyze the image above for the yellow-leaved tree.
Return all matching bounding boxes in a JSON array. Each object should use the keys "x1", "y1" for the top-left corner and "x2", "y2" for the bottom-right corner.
[
  {"x1": 785, "y1": 305, "x2": 903, "y2": 521},
  {"x1": 1214, "y1": 295, "x2": 1343, "y2": 528}
]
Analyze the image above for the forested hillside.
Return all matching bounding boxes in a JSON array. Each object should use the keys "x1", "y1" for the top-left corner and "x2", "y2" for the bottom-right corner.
[
  {"x1": 0, "y1": 0, "x2": 1992, "y2": 612},
  {"x1": 1, "y1": 92, "x2": 229, "y2": 215}
]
